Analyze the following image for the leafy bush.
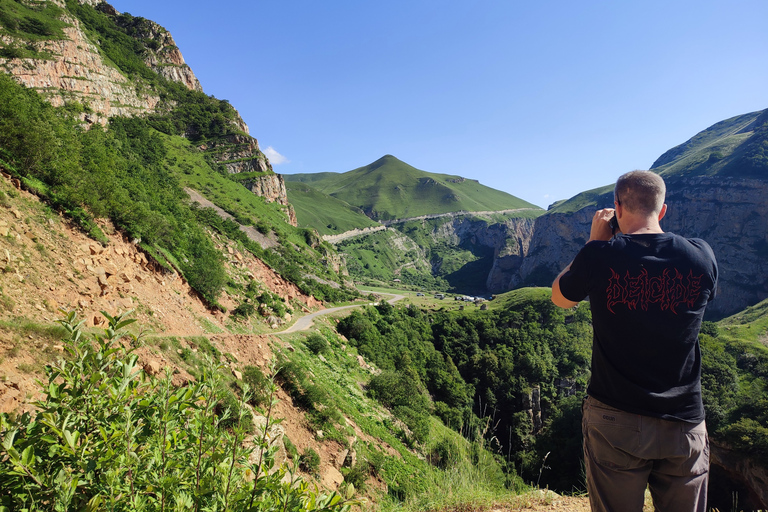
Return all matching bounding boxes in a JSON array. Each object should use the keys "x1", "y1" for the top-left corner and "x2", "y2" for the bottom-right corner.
[
  {"x1": 232, "y1": 301, "x2": 256, "y2": 319},
  {"x1": 0, "y1": 311, "x2": 357, "y2": 511},
  {"x1": 342, "y1": 461, "x2": 370, "y2": 491},
  {"x1": 241, "y1": 365, "x2": 270, "y2": 407},
  {"x1": 305, "y1": 332, "x2": 330, "y2": 355}
]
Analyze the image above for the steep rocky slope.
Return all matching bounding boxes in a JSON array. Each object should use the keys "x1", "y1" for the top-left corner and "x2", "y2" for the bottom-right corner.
[
  {"x1": 0, "y1": 0, "x2": 295, "y2": 222},
  {"x1": 0, "y1": 0, "x2": 197, "y2": 122},
  {"x1": 0, "y1": 171, "x2": 319, "y2": 407},
  {"x1": 0, "y1": 170, "x2": 374, "y2": 492}
]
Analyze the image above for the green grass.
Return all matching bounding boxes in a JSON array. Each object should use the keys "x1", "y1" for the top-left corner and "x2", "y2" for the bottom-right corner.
[
  {"x1": 717, "y1": 297, "x2": 768, "y2": 345},
  {"x1": 285, "y1": 155, "x2": 542, "y2": 222},
  {"x1": 338, "y1": 229, "x2": 446, "y2": 290},
  {"x1": 163, "y1": 133, "x2": 293, "y2": 229},
  {"x1": 485, "y1": 287, "x2": 555, "y2": 311},
  {"x1": 286, "y1": 181, "x2": 380, "y2": 235},
  {"x1": 652, "y1": 110, "x2": 765, "y2": 178},
  {"x1": 546, "y1": 183, "x2": 615, "y2": 214}
]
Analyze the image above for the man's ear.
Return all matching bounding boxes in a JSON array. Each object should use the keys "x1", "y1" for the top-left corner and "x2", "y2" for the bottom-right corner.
[{"x1": 658, "y1": 203, "x2": 667, "y2": 221}]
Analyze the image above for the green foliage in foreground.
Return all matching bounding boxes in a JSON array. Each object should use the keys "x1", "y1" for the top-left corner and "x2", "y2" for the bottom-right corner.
[{"x1": 0, "y1": 311, "x2": 357, "y2": 511}]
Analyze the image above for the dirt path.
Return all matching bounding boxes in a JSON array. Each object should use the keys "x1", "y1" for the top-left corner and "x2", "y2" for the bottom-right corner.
[{"x1": 498, "y1": 491, "x2": 591, "y2": 511}]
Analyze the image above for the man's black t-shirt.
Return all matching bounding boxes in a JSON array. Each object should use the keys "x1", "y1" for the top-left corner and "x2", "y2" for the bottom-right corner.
[{"x1": 558, "y1": 232, "x2": 718, "y2": 423}]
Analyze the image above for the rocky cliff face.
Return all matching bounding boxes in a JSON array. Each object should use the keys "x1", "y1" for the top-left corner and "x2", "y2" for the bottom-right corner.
[
  {"x1": 243, "y1": 173, "x2": 298, "y2": 227},
  {"x1": 110, "y1": 6, "x2": 202, "y2": 93},
  {"x1": 404, "y1": 214, "x2": 536, "y2": 292},
  {"x1": 1, "y1": 0, "x2": 293, "y2": 223},
  {"x1": 710, "y1": 440, "x2": 768, "y2": 510},
  {"x1": 1, "y1": 12, "x2": 156, "y2": 123},
  {"x1": 0, "y1": 0, "x2": 200, "y2": 124},
  {"x1": 197, "y1": 135, "x2": 295, "y2": 225},
  {"x1": 505, "y1": 177, "x2": 768, "y2": 318},
  {"x1": 206, "y1": 134, "x2": 272, "y2": 175}
]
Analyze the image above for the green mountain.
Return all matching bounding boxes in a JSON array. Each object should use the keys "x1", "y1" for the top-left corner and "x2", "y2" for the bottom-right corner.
[
  {"x1": 286, "y1": 155, "x2": 539, "y2": 221},
  {"x1": 653, "y1": 109, "x2": 768, "y2": 178},
  {"x1": 505, "y1": 107, "x2": 768, "y2": 320},
  {"x1": 284, "y1": 156, "x2": 543, "y2": 295}
]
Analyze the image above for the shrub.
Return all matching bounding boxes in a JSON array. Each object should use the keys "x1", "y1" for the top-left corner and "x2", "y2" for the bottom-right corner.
[
  {"x1": 342, "y1": 461, "x2": 371, "y2": 491},
  {"x1": 232, "y1": 301, "x2": 256, "y2": 318},
  {"x1": 0, "y1": 311, "x2": 358, "y2": 511},
  {"x1": 242, "y1": 365, "x2": 270, "y2": 406},
  {"x1": 306, "y1": 332, "x2": 330, "y2": 355}
]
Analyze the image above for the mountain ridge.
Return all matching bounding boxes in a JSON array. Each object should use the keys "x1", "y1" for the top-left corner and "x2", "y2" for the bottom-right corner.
[{"x1": 285, "y1": 154, "x2": 541, "y2": 222}]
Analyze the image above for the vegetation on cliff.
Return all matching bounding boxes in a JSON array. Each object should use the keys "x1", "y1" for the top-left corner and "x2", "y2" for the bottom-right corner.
[
  {"x1": 335, "y1": 289, "x2": 593, "y2": 490},
  {"x1": 0, "y1": 66, "x2": 353, "y2": 307},
  {"x1": 0, "y1": 0, "x2": 68, "y2": 59}
]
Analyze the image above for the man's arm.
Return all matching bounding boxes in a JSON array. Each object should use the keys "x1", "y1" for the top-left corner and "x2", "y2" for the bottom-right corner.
[
  {"x1": 551, "y1": 208, "x2": 616, "y2": 309},
  {"x1": 551, "y1": 262, "x2": 579, "y2": 309}
]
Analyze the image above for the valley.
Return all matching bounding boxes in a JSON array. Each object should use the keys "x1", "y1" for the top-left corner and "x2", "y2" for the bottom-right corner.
[{"x1": 0, "y1": 1, "x2": 767, "y2": 510}]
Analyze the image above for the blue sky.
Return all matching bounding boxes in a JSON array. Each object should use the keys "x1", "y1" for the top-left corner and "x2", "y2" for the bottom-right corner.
[{"x1": 110, "y1": 0, "x2": 767, "y2": 208}]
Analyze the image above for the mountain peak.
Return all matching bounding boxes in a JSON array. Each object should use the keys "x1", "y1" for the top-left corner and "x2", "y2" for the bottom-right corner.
[{"x1": 367, "y1": 154, "x2": 404, "y2": 171}]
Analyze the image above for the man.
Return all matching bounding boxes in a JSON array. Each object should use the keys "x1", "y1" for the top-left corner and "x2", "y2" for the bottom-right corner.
[{"x1": 551, "y1": 170, "x2": 718, "y2": 512}]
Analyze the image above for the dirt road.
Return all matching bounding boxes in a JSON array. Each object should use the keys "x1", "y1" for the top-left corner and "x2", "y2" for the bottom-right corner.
[{"x1": 278, "y1": 291, "x2": 405, "y2": 334}]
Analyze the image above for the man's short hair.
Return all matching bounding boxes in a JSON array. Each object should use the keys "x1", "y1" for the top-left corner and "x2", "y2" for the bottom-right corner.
[{"x1": 615, "y1": 170, "x2": 666, "y2": 216}]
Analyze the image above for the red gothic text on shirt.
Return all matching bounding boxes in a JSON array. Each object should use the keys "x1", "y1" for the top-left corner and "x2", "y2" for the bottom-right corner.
[{"x1": 605, "y1": 267, "x2": 703, "y2": 314}]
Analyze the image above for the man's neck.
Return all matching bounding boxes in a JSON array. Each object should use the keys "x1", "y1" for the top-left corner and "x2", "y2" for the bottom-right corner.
[
  {"x1": 624, "y1": 226, "x2": 664, "y2": 235},
  {"x1": 619, "y1": 215, "x2": 664, "y2": 235}
]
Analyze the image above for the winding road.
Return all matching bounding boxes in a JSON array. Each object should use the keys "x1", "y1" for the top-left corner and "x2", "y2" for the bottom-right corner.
[{"x1": 278, "y1": 291, "x2": 405, "y2": 334}]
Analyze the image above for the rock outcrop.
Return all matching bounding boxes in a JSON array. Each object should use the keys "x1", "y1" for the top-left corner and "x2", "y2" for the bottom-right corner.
[
  {"x1": 206, "y1": 134, "x2": 272, "y2": 175},
  {"x1": 242, "y1": 174, "x2": 297, "y2": 227},
  {"x1": 0, "y1": 0, "x2": 201, "y2": 124},
  {"x1": 112, "y1": 11, "x2": 202, "y2": 93},
  {"x1": 1, "y1": 17, "x2": 158, "y2": 123},
  {"x1": 398, "y1": 214, "x2": 536, "y2": 293},
  {"x1": 710, "y1": 441, "x2": 768, "y2": 510}
]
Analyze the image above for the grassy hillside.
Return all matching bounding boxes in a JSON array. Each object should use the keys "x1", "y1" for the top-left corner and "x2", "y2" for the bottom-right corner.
[
  {"x1": 285, "y1": 180, "x2": 380, "y2": 236},
  {"x1": 285, "y1": 155, "x2": 541, "y2": 221},
  {"x1": 652, "y1": 109, "x2": 768, "y2": 178}
]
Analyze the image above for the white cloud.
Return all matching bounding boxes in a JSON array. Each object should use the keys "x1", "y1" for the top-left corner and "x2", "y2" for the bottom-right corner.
[{"x1": 263, "y1": 146, "x2": 289, "y2": 165}]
